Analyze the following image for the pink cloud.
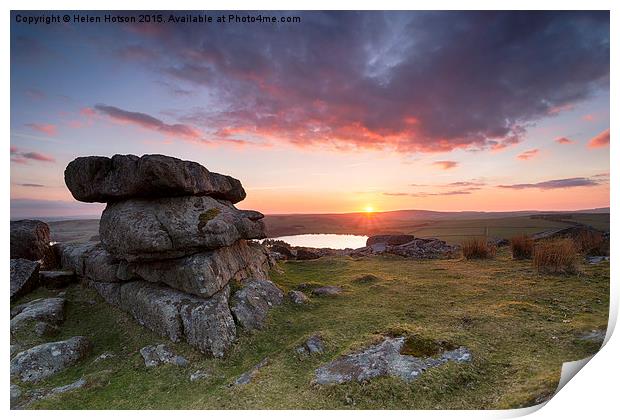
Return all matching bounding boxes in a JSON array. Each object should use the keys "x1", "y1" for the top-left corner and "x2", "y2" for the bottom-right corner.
[
  {"x1": 10, "y1": 146, "x2": 55, "y2": 164},
  {"x1": 433, "y1": 160, "x2": 459, "y2": 170},
  {"x1": 94, "y1": 104, "x2": 202, "y2": 140},
  {"x1": 587, "y1": 129, "x2": 610, "y2": 148},
  {"x1": 25, "y1": 123, "x2": 57, "y2": 136},
  {"x1": 555, "y1": 137, "x2": 574, "y2": 145},
  {"x1": 517, "y1": 149, "x2": 539, "y2": 160},
  {"x1": 582, "y1": 114, "x2": 595, "y2": 122},
  {"x1": 80, "y1": 107, "x2": 96, "y2": 117}
]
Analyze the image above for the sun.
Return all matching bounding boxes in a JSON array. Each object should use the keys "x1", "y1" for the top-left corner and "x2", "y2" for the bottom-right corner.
[{"x1": 364, "y1": 205, "x2": 375, "y2": 213}]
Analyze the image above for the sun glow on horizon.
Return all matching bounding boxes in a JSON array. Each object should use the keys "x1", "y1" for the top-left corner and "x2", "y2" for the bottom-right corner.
[{"x1": 364, "y1": 205, "x2": 375, "y2": 213}]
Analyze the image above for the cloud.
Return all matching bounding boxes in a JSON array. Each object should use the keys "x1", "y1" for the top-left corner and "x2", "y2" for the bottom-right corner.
[
  {"x1": 555, "y1": 137, "x2": 574, "y2": 144},
  {"x1": 498, "y1": 177, "x2": 600, "y2": 190},
  {"x1": 384, "y1": 189, "x2": 474, "y2": 197},
  {"x1": 10, "y1": 146, "x2": 55, "y2": 164},
  {"x1": 94, "y1": 104, "x2": 202, "y2": 139},
  {"x1": 25, "y1": 88, "x2": 46, "y2": 100},
  {"x1": 17, "y1": 183, "x2": 46, "y2": 187},
  {"x1": 516, "y1": 149, "x2": 540, "y2": 160},
  {"x1": 25, "y1": 123, "x2": 57, "y2": 136},
  {"x1": 587, "y1": 129, "x2": 610, "y2": 148},
  {"x1": 445, "y1": 181, "x2": 486, "y2": 187},
  {"x1": 104, "y1": 11, "x2": 608, "y2": 152},
  {"x1": 433, "y1": 160, "x2": 459, "y2": 170}
]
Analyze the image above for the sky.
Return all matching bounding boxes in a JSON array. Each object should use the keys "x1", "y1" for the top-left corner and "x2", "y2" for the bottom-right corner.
[{"x1": 10, "y1": 11, "x2": 610, "y2": 218}]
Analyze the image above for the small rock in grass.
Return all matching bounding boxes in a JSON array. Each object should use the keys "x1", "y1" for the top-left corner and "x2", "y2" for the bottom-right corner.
[
  {"x1": 288, "y1": 290, "x2": 309, "y2": 304},
  {"x1": 10, "y1": 297, "x2": 65, "y2": 333},
  {"x1": 140, "y1": 344, "x2": 188, "y2": 368},
  {"x1": 190, "y1": 370, "x2": 210, "y2": 382},
  {"x1": 94, "y1": 351, "x2": 115, "y2": 362},
  {"x1": 10, "y1": 384, "x2": 22, "y2": 408},
  {"x1": 234, "y1": 358, "x2": 269, "y2": 385},
  {"x1": 230, "y1": 279, "x2": 284, "y2": 331},
  {"x1": 296, "y1": 335, "x2": 325, "y2": 356},
  {"x1": 312, "y1": 286, "x2": 342, "y2": 297}
]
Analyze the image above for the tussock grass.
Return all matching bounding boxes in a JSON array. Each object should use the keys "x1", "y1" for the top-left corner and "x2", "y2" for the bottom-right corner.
[
  {"x1": 462, "y1": 237, "x2": 496, "y2": 259},
  {"x1": 510, "y1": 235, "x2": 533, "y2": 260},
  {"x1": 533, "y1": 238, "x2": 579, "y2": 274},
  {"x1": 574, "y1": 230, "x2": 608, "y2": 256}
]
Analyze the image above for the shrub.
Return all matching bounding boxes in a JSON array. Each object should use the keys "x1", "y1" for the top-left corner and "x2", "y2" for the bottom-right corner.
[
  {"x1": 510, "y1": 235, "x2": 534, "y2": 259},
  {"x1": 574, "y1": 230, "x2": 608, "y2": 256},
  {"x1": 462, "y1": 237, "x2": 496, "y2": 259},
  {"x1": 533, "y1": 238, "x2": 579, "y2": 274}
]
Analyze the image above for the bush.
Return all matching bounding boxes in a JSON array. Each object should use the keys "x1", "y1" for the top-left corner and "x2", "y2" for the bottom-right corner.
[
  {"x1": 510, "y1": 235, "x2": 534, "y2": 259},
  {"x1": 533, "y1": 238, "x2": 579, "y2": 274},
  {"x1": 574, "y1": 230, "x2": 608, "y2": 256},
  {"x1": 462, "y1": 237, "x2": 496, "y2": 259}
]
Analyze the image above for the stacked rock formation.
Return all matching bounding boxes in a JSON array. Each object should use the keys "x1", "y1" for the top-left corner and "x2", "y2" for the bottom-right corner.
[{"x1": 60, "y1": 154, "x2": 283, "y2": 357}]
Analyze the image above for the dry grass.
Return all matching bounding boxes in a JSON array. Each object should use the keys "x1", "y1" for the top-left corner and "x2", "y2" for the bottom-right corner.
[
  {"x1": 510, "y1": 235, "x2": 534, "y2": 260},
  {"x1": 533, "y1": 238, "x2": 579, "y2": 274},
  {"x1": 462, "y1": 237, "x2": 496, "y2": 259},
  {"x1": 574, "y1": 230, "x2": 607, "y2": 256}
]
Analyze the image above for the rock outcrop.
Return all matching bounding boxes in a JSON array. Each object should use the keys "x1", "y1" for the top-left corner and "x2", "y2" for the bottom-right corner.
[
  {"x1": 314, "y1": 336, "x2": 471, "y2": 385},
  {"x1": 10, "y1": 336, "x2": 92, "y2": 383},
  {"x1": 65, "y1": 154, "x2": 246, "y2": 203},
  {"x1": 10, "y1": 219, "x2": 56, "y2": 268},
  {"x1": 351, "y1": 235, "x2": 458, "y2": 259},
  {"x1": 59, "y1": 154, "x2": 282, "y2": 356},
  {"x1": 10, "y1": 297, "x2": 65, "y2": 333},
  {"x1": 10, "y1": 259, "x2": 40, "y2": 301}
]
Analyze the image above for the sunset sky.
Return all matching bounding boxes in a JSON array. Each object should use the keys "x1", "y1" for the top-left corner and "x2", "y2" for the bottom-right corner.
[{"x1": 10, "y1": 11, "x2": 609, "y2": 218}]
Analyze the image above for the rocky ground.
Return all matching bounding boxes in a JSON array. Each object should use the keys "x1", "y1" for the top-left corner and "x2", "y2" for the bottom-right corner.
[{"x1": 10, "y1": 248, "x2": 608, "y2": 409}]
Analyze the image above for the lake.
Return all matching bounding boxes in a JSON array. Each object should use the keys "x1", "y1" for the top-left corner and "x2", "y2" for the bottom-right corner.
[{"x1": 267, "y1": 233, "x2": 368, "y2": 249}]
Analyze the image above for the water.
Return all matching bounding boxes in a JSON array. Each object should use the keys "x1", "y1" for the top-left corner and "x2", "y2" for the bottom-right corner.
[{"x1": 266, "y1": 234, "x2": 368, "y2": 249}]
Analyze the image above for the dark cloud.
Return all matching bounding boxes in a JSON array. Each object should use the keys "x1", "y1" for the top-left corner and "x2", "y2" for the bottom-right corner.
[
  {"x1": 497, "y1": 177, "x2": 600, "y2": 190},
  {"x1": 106, "y1": 11, "x2": 608, "y2": 152},
  {"x1": 94, "y1": 104, "x2": 201, "y2": 139},
  {"x1": 384, "y1": 189, "x2": 475, "y2": 197},
  {"x1": 555, "y1": 137, "x2": 574, "y2": 144},
  {"x1": 18, "y1": 183, "x2": 46, "y2": 187}
]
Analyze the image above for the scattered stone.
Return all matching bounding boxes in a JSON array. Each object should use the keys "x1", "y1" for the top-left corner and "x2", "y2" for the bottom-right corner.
[
  {"x1": 579, "y1": 329, "x2": 606, "y2": 343},
  {"x1": 10, "y1": 336, "x2": 92, "y2": 383},
  {"x1": 352, "y1": 235, "x2": 458, "y2": 259},
  {"x1": 230, "y1": 279, "x2": 284, "y2": 330},
  {"x1": 140, "y1": 344, "x2": 188, "y2": 368},
  {"x1": 314, "y1": 337, "x2": 471, "y2": 385},
  {"x1": 189, "y1": 370, "x2": 210, "y2": 382},
  {"x1": 312, "y1": 286, "x2": 343, "y2": 297},
  {"x1": 39, "y1": 270, "x2": 76, "y2": 289},
  {"x1": 49, "y1": 377, "x2": 87, "y2": 395},
  {"x1": 288, "y1": 290, "x2": 309, "y2": 304},
  {"x1": 367, "y1": 235, "x2": 416, "y2": 247},
  {"x1": 10, "y1": 297, "x2": 65, "y2": 333},
  {"x1": 296, "y1": 335, "x2": 325, "y2": 356},
  {"x1": 586, "y1": 256, "x2": 609, "y2": 264},
  {"x1": 65, "y1": 154, "x2": 247, "y2": 204},
  {"x1": 100, "y1": 196, "x2": 265, "y2": 261},
  {"x1": 10, "y1": 219, "x2": 55, "y2": 268},
  {"x1": 94, "y1": 351, "x2": 115, "y2": 362},
  {"x1": 234, "y1": 357, "x2": 269, "y2": 385},
  {"x1": 125, "y1": 240, "x2": 272, "y2": 298},
  {"x1": 10, "y1": 384, "x2": 22, "y2": 408},
  {"x1": 34, "y1": 321, "x2": 60, "y2": 337},
  {"x1": 295, "y1": 248, "x2": 321, "y2": 260},
  {"x1": 10, "y1": 259, "x2": 40, "y2": 301}
]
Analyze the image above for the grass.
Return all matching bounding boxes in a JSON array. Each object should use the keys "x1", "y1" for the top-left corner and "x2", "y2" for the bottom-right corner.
[
  {"x1": 11, "y1": 249, "x2": 608, "y2": 409},
  {"x1": 533, "y1": 239, "x2": 580, "y2": 274},
  {"x1": 510, "y1": 235, "x2": 534, "y2": 260},
  {"x1": 462, "y1": 238, "x2": 496, "y2": 259}
]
